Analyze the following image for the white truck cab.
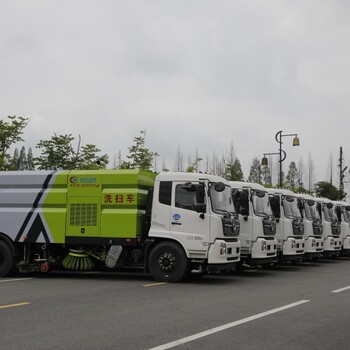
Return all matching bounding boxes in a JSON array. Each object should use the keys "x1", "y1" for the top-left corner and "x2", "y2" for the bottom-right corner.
[
  {"x1": 268, "y1": 188, "x2": 305, "y2": 262},
  {"x1": 316, "y1": 197, "x2": 341, "y2": 257},
  {"x1": 294, "y1": 193, "x2": 324, "y2": 259},
  {"x1": 229, "y1": 181, "x2": 277, "y2": 267},
  {"x1": 150, "y1": 172, "x2": 241, "y2": 276},
  {"x1": 333, "y1": 200, "x2": 350, "y2": 256}
]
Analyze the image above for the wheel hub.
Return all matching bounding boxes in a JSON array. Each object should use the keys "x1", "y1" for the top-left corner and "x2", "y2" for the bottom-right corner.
[{"x1": 158, "y1": 251, "x2": 176, "y2": 272}]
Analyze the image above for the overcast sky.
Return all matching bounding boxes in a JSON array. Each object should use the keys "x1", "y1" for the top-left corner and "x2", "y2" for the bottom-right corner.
[{"x1": 1, "y1": 1, "x2": 349, "y2": 188}]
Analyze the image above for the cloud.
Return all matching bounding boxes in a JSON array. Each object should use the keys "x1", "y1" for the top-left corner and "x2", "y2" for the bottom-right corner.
[{"x1": 1, "y1": 0, "x2": 350, "y2": 189}]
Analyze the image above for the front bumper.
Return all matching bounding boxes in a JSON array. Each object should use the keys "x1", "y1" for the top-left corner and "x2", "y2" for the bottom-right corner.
[{"x1": 208, "y1": 239, "x2": 240, "y2": 265}]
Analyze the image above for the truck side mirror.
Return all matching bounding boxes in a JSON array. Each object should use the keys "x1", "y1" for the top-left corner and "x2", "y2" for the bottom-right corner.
[{"x1": 214, "y1": 182, "x2": 225, "y2": 192}]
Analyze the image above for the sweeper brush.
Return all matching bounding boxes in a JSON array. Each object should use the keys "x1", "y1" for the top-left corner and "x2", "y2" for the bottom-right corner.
[{"x1": 62, "y1": 250, "x2": 95, "y2": 271}]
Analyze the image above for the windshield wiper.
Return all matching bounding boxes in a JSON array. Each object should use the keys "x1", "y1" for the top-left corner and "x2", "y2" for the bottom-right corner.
[{"x1": 215, "y1": 209, "x2": 231, "y2": 218}]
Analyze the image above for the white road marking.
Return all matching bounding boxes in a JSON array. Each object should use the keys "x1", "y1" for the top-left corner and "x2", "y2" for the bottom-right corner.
[
  {"x1": 148, "y1": 300, "x2": 310, "y2": 350},
  {"x1": 332, "y1": 285, "x2": 350, "y2": 293},
  {"x1": 0, "y1": 278, "x2": 33, "y2": 283}
]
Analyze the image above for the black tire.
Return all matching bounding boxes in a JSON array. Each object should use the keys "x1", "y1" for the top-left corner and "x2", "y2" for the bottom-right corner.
[
  {"x1": 0, "y1": 240, "x2": 16, "y2": 277},
  {"x1": 148, "y1": 241, "x2": 188, "y2": 282}
]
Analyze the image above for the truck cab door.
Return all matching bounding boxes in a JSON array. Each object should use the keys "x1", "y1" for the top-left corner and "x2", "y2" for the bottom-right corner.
[{"x1": 170, "y1": 182, "x2": 210, "y2": 252}]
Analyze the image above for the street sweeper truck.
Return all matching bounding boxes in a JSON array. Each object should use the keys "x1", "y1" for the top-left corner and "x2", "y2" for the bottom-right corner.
[
  {"x1": 229, "y1": 181, "x2": 277, "y2": 268},
  {"x1": 0, "y1": 169, "x2": 240, "y2": 282},
  {"x1": 294, "y1": 193, "x2": 324, "y2": 260},
  {"x1": 267, "y1": 188, "x2": 305, "y2": 262},
  {"x1": 316, "y1": 197, "x2": 341, "y2": 257},
  {"x1": 334, "y1": 200, "x2": 350, "y2": 255}
]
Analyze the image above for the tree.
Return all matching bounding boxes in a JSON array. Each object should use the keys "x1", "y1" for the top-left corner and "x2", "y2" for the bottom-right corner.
[
  {"x1": 0, "y1": 116, "x2": 29, "y2": 170},
  {"x1": 307, "y1": 152, "x2": 316, "y2": 192},
  {"x1": 224, "y1": 158, "x2": 244, "y2": 181},
  {"x1": 314, "y1": 181, "x2": 346, "y2": 201},
  {"x1": 175, "y1": 145, "x2": 183, "y2": 172},
  {"x1": 126, "y1": 130, "x2": 157, "y2": 170},
  {"x1": 18, "y1": 146, "x2": 27, "y2": 170},
  {"x1": 261, "y1": 164, "x2": 272, "y2": 186},
  {"x1": 11, "y1": 146, "x2": 34, "y2": 170},
  {"x1": 298, "y1": 157, "x2": 305, "y2": 191},
  {"x1": 186, "y1": 149, "x2": 202, "y2": 173},
  {"x1": 78, "y1": 144, "x2": 109, "y2": 170},
  {"x1": 9, "y1": 148, "x2": 19, "y2": 170},
  {"x1": 248, "y1": 157, "x2": 262, "y2": 183},
  {"x1": 35, "y1": 133, "x2": 108, "y2": 170},
  {"x1": 222, "y1": 141, "x2": 243, "y2": 181},
  {"x1": 27, "y1": 148, "x2": 35, "y2": 170},
  {"x1": 286, "y1": 161, "x2": 299, "y2": 189}
]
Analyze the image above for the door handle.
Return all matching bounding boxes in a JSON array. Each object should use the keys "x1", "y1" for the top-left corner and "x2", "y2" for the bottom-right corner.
[{"x1": 171, "y1": 222, "x2": 182, "y2": 225}]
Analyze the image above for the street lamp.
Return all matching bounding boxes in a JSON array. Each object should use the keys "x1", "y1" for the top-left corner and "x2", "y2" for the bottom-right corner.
[{"x1": 261, "y1": 130, "x2": 300, "y2": 188}]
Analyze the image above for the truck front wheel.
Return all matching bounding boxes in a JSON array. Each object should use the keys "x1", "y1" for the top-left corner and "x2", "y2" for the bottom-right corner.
[
  {"x1": 148, "y1": 242, "x2": 188, "y2": 282},
  {"x1": 0, "y1": 240, "x2": 16, "y2": 277}
]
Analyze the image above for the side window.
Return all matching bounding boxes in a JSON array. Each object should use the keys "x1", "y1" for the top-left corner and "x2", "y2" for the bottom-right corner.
[
  {"x1": 175, "y1": 184, "x2": 197, "y2": 211},
  {"x1": 159, "y1": 181, "x2": 172, "y2": 206}
]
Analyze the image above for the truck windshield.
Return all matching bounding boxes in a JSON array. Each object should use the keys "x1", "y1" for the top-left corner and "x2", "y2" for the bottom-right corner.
[
  {"x1": 282, "y1": 196, "x2": 302, "y2": 219},
  {"x1": 210, "y1": 185, "x2": 236, "y2": 215},
  {"x1": 343, "y1": 207, "x2": 350, "y2": 223},
  {"x1": 252, "y1": 190, "x2": 273, "y2": 217},
  {"x1": 323, "y1": 204, "x2": 338, "y2": 222},
  {"x1": 304, "y1": 200, "x2": 320, "y2": 221}
]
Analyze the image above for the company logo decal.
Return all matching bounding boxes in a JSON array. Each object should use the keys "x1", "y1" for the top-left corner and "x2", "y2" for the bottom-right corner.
[
  {"x1": 69, "y1": 177, "x2": 99, "y2": 188},
  {"x1": 69, "y1": 176, "x2": 78, "y2": 184},
  {"x1": 172, "y1": 213, "x2": 181, "y2": 221}
]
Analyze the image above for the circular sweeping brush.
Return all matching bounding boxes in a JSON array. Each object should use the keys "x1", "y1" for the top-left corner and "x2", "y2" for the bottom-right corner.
[{"x1": 62, "y1": 249, "x2": 95, "y2": 271}]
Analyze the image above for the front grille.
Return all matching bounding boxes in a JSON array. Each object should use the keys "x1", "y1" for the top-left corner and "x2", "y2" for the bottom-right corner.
[
  {"x1": 313, "y1": 222, "x2": 323, "y2": 235},
  {"x1": 222, "y1": 217, "x2": 239, "y2": 237},
  {"x1": 292, "y1": 220, "x2": 304, "y2": 235},
  {"x1": 262, "y1": 219, "x2": 276, "y2": 235},
  {"x1": 331, "y1": 223, "x2": 341, "y2": 235}
]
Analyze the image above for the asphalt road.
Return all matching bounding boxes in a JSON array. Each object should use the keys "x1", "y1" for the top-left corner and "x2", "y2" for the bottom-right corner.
[{"x1": 1, "y1": 258, "x2": 350, "y2": 350}]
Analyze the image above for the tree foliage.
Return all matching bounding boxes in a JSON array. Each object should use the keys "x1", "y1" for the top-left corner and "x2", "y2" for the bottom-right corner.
[
  {"x1": 125, "y1": 130, "x2": 156, "y2": 170},
  {"x1": 9, "y1": 146, "x2": 30, "y2": 170},
  {"x1": 261, "y1": 165, "x2": 272, "y2": 186},
  {"x1": 314, "y1": 181, "x2": 346, "y2": 200},
  {"x1": 0, "y1": 116, "x2": 29, "y2": 170},
  {"x1": 35, "y1": 133, "x2": 108, "y2": 170},
  {"x1": 224, "y1": 158, "x2": 244, "y2": 181},
  {"x1": 286, "y1": 161, "x2": 299, "y2": 188},
  {"x1": 248, "y1": 157, "x2": 262, "y2": 183}
]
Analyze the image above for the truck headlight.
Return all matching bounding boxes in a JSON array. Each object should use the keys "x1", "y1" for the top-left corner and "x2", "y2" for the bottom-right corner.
[
  {"x1": 261, "y1": 241, "x2": 267, "y2": 251},
  {"x1": 311, "y1": 239, "x2": 316, "y2": 247},
  {"x1": 330, "y1": 238, "x2": 335, "y2": 246},
  {"x1": 291, "y1": 239, "x2": 296, "y2": 249},
  {"x1": 220, "y1": 242, "x2": 227, "y2": 255}
]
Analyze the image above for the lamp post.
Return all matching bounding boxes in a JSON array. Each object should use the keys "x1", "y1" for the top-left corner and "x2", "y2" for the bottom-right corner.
[{"x1": 261, "y1": 130, "x2": 300, "y2": 188}]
